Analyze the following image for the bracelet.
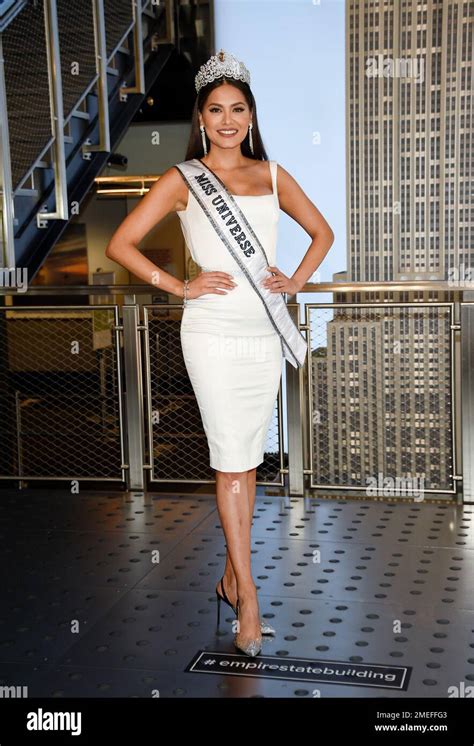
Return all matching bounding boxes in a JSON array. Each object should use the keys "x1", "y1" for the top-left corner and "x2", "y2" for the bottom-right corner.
[{"x1": 182, "y1": 279, "x2": 190, "y2": 307}]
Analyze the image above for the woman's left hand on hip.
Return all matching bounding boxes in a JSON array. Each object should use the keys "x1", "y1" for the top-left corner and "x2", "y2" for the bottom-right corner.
[{"x1": 261, "y1": 266, "x2": 299, "y2": 294}]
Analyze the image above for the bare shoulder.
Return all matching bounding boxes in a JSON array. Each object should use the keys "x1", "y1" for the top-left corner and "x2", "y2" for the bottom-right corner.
[
  {"x1": 138, "y1": 164, "x2": 189, "y2": 213},
  {"x1": 275, "y1": 162, "x2": 295, "y2": 188},
  {"x1": 153, "y1": 165, "x2": 188, "y2": 212},
  {"x1": 275, "y1": 162, "x2": 309, "y2": 200},
  {"x1": 104, "y1": 163, "x2": 191, "y2": 251},
  {"x1": 272, "y1": 163, "x2": 334, "y2": 241}
]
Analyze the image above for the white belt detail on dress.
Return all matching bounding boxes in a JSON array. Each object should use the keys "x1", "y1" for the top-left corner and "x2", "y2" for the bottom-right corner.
[{"x1": 175, "y1": 159, "x2": 308, "y2": 369}]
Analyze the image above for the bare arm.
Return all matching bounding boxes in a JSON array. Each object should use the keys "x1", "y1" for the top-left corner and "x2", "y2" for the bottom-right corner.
[
  {"x1": 105, "y1": 167, "x2": 186, "y2": 296},
  {"x1": 262, "y1": 163, "x2": 335, "y2": 294},
  {"x1": 105, "y1": 166, "x2": 236, "y2": 299}
]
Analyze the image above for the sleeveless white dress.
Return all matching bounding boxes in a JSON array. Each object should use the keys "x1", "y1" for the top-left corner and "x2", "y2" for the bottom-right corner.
[{"x1": 176, "y1": 160, "x2": 284, "y2": 472}]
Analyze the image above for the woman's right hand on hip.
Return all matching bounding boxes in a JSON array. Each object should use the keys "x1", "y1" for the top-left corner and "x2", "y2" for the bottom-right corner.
[{"x1": 187, "y1": 271, "x2": 237, "y2": 299}]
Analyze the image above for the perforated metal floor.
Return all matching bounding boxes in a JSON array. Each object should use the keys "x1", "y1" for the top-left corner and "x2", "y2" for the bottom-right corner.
[{"x1": 0, "y1": 488, "x2": 473, "y2": 698}]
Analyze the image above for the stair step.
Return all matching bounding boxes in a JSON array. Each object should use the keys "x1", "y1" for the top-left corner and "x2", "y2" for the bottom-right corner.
[
  {"x1": 71, "y1": 110, "x2": 90, "y2": 121},
  {"x1": 16, "y1": 188, "x2": 39, "y2": 197}
]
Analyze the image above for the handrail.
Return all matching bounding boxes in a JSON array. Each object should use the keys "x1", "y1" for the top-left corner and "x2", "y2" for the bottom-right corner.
[
  {"x1": 298, "y1": 281, "x2": 471, "y2": 293},
  {"x1": 0, "y1": 280, "x2": 471, "y2": 296},
  {"x1": 0, "y1": 286, "x2": 470, "y2": 498},
  {"x1": 0, "y1": 0, "x2": 28, "y2": 33}
]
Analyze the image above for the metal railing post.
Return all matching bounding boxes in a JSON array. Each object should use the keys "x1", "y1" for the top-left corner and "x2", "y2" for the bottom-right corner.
[
  {"x1": 122, "y1": 296, "x2": 146, "y2": 490},
  {"x1": 38, "y1": 0, "x2": 69, "y2": 226},
  {"x1": 286, "y1": 295, "x2": 305, "y2": 496},
  {"x1": 83, "y1": 0, "x2": 111, "y2": 154},
  {"x1": 121, "y1": 0, "x2": 145, "y2": 95},
  {"x1": 0, "y1": 36, "x2": 15, "y2": 268},
  {"x1": 461, "y1": 297, "x2": 474, "y2": 502}
]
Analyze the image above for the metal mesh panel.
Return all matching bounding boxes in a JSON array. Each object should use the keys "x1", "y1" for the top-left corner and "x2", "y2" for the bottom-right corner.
[
  {"x1": 258, "y1": 388, "x2": 283, "y2": 484},
  {"x1": 104, "y1": 0, "x2": 134, "y2": 58},
  {"x1": 0, "y1": 307, "x2": 123, "y2": 480},
  {"x1": 144, "y1": 306, "x2": 283, "y2": 484},
  {"x1": 57, "y1": 0, "x2": 97, "y2": 120},
  {"x1": 3, "y1": 1, "x2": 52, "y2": 190},
  {"x1": 307, "y1": 304, "x2": 454, "y2": 493}
]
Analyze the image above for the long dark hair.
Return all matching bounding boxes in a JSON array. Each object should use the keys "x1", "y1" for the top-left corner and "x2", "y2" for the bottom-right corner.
[{"x1": 184, "y1": 77, "x2": 269, "y2": 161}]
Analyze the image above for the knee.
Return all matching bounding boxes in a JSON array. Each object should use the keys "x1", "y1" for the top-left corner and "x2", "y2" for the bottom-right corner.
[{"x1": 216, "y1": 469, "x2": 248, "y2": 485}]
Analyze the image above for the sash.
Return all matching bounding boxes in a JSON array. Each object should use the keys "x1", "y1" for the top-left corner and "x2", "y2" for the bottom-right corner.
[{"x1": 175, "y1": 158, "x2": 308, "y2": 369}]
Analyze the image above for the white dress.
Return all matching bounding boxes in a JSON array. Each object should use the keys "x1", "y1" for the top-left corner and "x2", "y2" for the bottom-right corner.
[{"x1": 176, "y1": 160, "x2": 284, "y2": 472}]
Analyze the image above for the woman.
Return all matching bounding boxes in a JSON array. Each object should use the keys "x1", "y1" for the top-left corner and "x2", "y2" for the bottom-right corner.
[{"x1": 105, "y1": 50, "x2": 334, "y2": 657}]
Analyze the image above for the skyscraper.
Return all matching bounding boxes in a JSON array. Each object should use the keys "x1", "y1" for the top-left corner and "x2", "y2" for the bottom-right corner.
[
  {"x1": 346, "y1": 0, "x2": 472, "y2": 282},
  {"x1": 309, "y1": 0, "x2": 470, "y2": 494}
]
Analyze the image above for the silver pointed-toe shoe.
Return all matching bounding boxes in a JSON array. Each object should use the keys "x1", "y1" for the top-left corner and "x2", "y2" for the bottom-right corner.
[
  {"x1": 233, "y1": 598, "x2": 262, "y2": 657},
  {"x1": 259, "y1": 619, "x2": 276, "y2": 636},
  {"x1": 216, "y1": 577, "x2": 276, "y2": 636},
  {"x1": 234, "y1": 635, "x2": 262, "y2": 657}
]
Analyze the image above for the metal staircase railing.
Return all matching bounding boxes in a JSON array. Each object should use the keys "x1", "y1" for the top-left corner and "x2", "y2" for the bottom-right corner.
[
  {"x1": 0, "y1": 0, "x2": 28, "y2": 34},
  {"x1": 0, "y1": 0, "x2": 180, "y2": 277}
]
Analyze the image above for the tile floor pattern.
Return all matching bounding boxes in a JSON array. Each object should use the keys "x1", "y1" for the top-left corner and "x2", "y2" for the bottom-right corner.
[{"x1": 0, "y1": 489, "x2": 473, "y2": 698}]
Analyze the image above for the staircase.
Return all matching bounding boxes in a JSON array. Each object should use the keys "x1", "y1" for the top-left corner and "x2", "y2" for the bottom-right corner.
[{"x1": 0, "y1": 0, "x2": 209, "y2": 280}]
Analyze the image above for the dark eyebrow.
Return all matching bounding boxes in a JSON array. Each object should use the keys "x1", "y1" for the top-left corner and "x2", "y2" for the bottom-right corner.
[{"x1": 206, "y1": 101, "x2": 247, "y2": 107}]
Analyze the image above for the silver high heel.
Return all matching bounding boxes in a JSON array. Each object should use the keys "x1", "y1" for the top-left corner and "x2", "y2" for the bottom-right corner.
[
  {"x1": 233, "y1": 597, "x2": 262, "y2": 657},
  {"x1": 216, "y1": 577, "x2": 276, "y2": 636},
  {"x1": 258, "y1": 618, "x2": 276, "y2": 636}
]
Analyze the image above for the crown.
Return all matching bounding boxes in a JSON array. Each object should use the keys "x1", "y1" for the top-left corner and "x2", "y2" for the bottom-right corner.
[{"x1": 195, "y1": 49, "x2": 251, "y2": 93}]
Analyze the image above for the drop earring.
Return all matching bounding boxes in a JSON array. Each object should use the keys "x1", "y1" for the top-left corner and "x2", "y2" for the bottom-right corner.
[
  {"x1": 200, "y1": 124, "x2": 207, "y2": 156},
  {"x1": 248, "y1": 122, "x2": 254, "y2": 155}
]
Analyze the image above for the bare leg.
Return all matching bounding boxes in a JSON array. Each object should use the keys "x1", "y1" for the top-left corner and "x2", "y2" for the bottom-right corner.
[
  {"x1": 215, "y1": 469, "x2": 260, "y2": 641},
  {"x1": 218, "y1": 467, "x2": 257, "y2": 608},
  {"x1": 247, "y1": 465, "x2": 258, "y2": 520}
]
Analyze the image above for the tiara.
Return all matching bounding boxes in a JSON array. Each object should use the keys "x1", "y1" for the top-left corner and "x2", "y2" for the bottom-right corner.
[{"x1": 195, "y1": 49, "x2": 251, "y2": 93}]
